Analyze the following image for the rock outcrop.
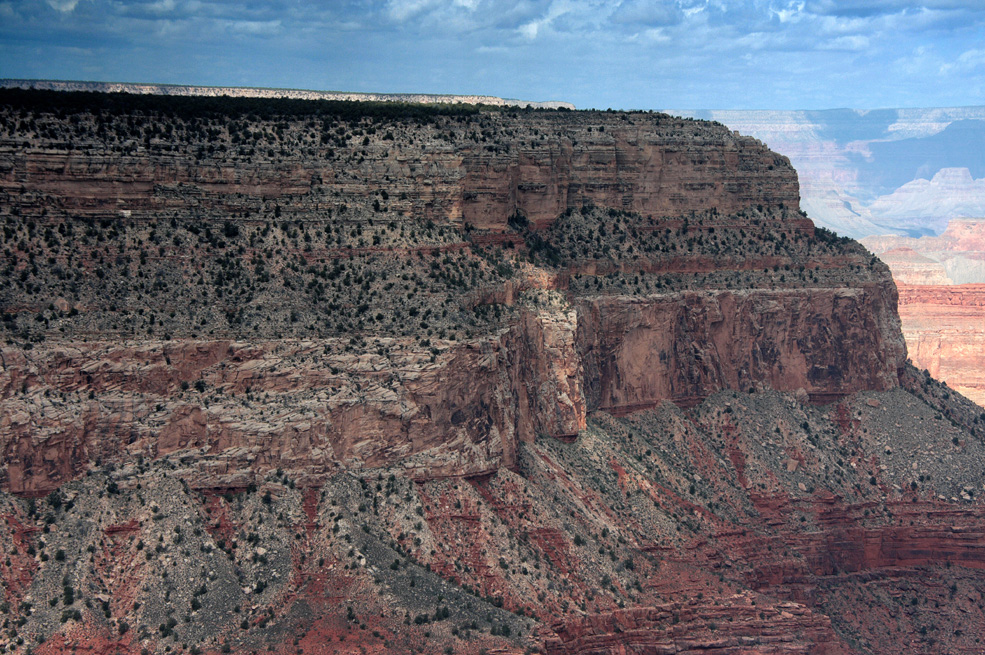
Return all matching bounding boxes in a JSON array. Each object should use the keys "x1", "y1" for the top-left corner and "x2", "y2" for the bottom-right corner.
[
  {"x1": 863, "y1": 220, "x2": 985, "y2": 406},
  {"x1": 577, "y1": 285, "x2": 902, "y2": 412},
  {"x1": 0, "y1": 89, "x2": 897, "y2": 493},
  {"x1": 2, "y1": 89, "x2": 980, "y2": 655}
]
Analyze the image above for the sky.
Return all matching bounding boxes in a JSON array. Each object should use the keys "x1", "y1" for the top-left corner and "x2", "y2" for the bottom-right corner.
[{"x1": 0, "y1": 0, "x2": 984, "y2": 110}]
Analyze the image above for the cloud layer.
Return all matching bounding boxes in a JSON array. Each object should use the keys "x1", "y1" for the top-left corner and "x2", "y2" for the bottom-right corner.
[{"x1": 1, "y1": 0, "x2": 983, "y2": 109}]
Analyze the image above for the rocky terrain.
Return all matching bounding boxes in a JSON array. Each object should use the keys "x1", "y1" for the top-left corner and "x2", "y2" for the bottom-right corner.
[
  {"x1": 863, "y1": 220, "x2": 985, "y2": 406},
  {"x1": 0, "y1": 88, "x2": 984, "y2": 654}
]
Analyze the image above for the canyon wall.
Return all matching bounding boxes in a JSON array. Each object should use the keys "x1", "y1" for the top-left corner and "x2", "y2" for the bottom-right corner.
[
  {"x1": 2, "y1": 90, "x2": 969, "y2": 655},
  {"x1": 577, "y1": 285, "x2": 902, "y2": 412},
  {"x1": 0, "y1": 99, "x2": 798, "y2": 232},
  {"x1": 0, "y1": 90, "x2": 900, "y2": 496},
  {"x1": 863, "y1": 219, "x2": 985, "y2": 406},
  {"x1": 897, "y1": 284, "x2": 985, "y2": 406}
]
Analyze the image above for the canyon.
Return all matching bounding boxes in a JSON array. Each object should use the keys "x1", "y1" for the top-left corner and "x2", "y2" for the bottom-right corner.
[
  {"x1": 862, "y1": 220, "x2": 985, "y2": 407},
  {"x1": 670, "y1": 107, "x2": 985, "y2": 239},
  {"x1": 0, "y1": 88, "x2": 984, "y2": 654}
]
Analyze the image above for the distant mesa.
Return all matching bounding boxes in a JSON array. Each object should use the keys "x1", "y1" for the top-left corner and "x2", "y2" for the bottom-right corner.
[
  {"x1": 0, "y1": 78, "x2": 577, "y2": 110},
  {"x1": 863, "y1": 217, "x2": 985, "y2": 284}
]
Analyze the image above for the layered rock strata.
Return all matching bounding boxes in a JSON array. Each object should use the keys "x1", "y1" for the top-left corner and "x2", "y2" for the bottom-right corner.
[
  {"x1": 863, "y1": 220, "x2": 985, "y2": 406},
  {"x1": 0, "y1": 90, "x2": 902, "y2": 494},
  {"x1": 0, "y1": 90, "x2": 970, "y2": 655},
  {"x1": 897, "y1": 284, "x2": 985, "y2": 406}
]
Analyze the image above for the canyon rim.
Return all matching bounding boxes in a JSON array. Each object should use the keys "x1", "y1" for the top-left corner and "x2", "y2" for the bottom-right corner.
[{"x1": 1, "y1": 88, "x2": 985, "y2": 654}]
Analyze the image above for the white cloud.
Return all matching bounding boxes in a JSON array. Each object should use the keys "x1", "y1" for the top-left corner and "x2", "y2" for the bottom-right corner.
[
  {"x1": 46, "y1": 0, "x2": 80, "y2": 11},
  {"x1": 386, "y1": 0, "x2": 440, "y2": 22},
  {"x1": 681, "y1": 3, "x2": 705, "y2": 19},
  {"x1": 640, "y1": 26, "x2": 671, "y2": 43},
  {"x1": 148, "y1": 0, "x2": 176, "y2": 13},
  {"x1": 384, "y1": 0, "x2": 487, "y2": 23},
  {"x1": 518, "y1": 20, "x2": 539, "y2": 38},
  {"x1": 611, "y1": 0, "x2": 682, "y2": 27},
  {"x1": 223, "y1": 19, "x2": 281, "y2": 35},
  {"x1": 770, "y1": 1, "x2": 805, "y2": 23},
  {"x1": 947, "y1": 48, "x2": 985, "y2": 72},
  {"x1": 516, "y1": 0, "x2": 575, "y2": 40}
]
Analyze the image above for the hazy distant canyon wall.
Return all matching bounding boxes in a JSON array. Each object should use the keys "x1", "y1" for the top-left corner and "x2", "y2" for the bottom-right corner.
[
  {"x1": 1, "y1": 78, "x2": 576, "y2": 109},
  {"x1": 672, "y1": 107, "x2": 985, "y2": 239},
  {"x1": 863, "y1": 220, "x2": 985, "y2": 406}
]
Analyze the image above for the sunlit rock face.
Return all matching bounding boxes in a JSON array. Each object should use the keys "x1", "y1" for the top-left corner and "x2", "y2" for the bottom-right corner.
[
  {"x1": 7, "y1": 90, "x2": 984, "y2": 655},
  {"x1": 863, "y1": 219, "x2": 985, "y2": 407}
]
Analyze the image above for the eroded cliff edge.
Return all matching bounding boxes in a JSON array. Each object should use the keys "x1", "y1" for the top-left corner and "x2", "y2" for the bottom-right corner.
[
  {"x1": 0, "y1": 90, "x2": 904, "y2": 494},
  {"x1": 12, "y1": 91, "x2": 985, "y2": 655}
]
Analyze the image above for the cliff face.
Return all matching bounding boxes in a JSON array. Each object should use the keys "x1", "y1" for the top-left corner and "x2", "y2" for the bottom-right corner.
[
  {"x1": 459, "y1": 124, "x2": 800, "y2": 230},
  {"x1": 0, "y1": 90, "x2": 971, "y2": 655},
  {"x1": 0, "y1": 90, "x2": 900, "y2": 493},
  {"x1": 863, "y1": 220, "x2": 985, "y2": 407},
  {"x1": 897, "y1": 284, "x2": 985, "y2": 406},
  {"x1": 0, "y1": 101, "x2": 797, "y2": 233},
  {"x1": 577, "y1": 285, "x2": 902, "y2": 412}
]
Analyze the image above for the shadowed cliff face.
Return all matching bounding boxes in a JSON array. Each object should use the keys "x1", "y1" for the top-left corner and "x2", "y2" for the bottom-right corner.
[{"x1": 1, "y1": 91, "x2": 973, "y2": 655}]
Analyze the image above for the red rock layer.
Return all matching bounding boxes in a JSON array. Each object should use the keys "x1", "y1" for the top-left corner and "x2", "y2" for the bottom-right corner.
[
  {"x1": 897, "y1": 283, "x2": 985, "y2": 406},
  {"x1": 460, "y1": 124, "x2": 802, "y2": 230},
  {"x1": 0, "y1": 115, "x2": 800, "y2": 234},
  {"x1": 546, "y1": 601, "x2": 849, "y2": 655},
  {"x1": 577, "y1": 285, "x2": 904, "y2": 413}
]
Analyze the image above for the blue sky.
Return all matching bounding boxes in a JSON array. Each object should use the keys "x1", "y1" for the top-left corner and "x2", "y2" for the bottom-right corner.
[{"x1": 1, "y1": 0, "x2": 984, "y2": 110}]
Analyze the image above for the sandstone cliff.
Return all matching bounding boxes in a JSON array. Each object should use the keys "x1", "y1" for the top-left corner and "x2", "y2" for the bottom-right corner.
[
  {"x1": 0, "y1": 89, "x2": 895, "y2": 493},
  {"x1": 0, "y1": 90, "x2": 977, "y2": 655},
  {"x1": 863, "y1": 220, "x2": 985, "y2": 407}
]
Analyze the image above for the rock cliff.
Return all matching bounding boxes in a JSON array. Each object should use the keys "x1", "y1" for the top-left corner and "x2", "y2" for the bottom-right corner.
[
  {"x1": 0, "y1": 89, "x2": 979, "y2": 655},
  {"x1": 0, "y1": 89, "x2": 891, "y2": 492},
  {"x1": 896, "y1": 284, "x2": 985, "y2": 406},
  {"x1": 863, "y1": 220, "x2": 985, "y2": 406}
]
